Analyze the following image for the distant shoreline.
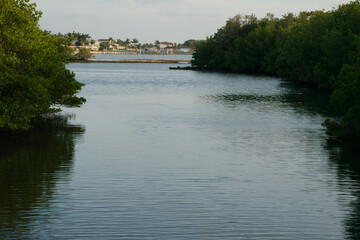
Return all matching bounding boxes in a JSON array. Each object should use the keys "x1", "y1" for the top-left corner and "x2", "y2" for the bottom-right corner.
[
  {"x1": 90, "y1": 51, "x2": 137, "y2": 55},
  {"x1": 69, "y1": 59, "x2": 191, "y2": 64},
  {"x1": 73, "y1": 51, "x2": 192, "y2": 55}
]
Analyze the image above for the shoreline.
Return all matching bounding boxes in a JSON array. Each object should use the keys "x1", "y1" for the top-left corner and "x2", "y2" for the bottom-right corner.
[
  {"x1": 69, "y1": 59, "x2": 191, "y2": 64},
  {"x1": 74, "y1": 51, "x2": 192, "y2": 56},
  {"x1": 90, "y1": 51, "x2": 137, "y2": 55}
]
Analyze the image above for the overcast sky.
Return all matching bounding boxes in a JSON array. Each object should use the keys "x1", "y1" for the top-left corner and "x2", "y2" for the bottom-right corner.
[{"x1": 33, "y1": 0, "x2": 350, "y2": 44}]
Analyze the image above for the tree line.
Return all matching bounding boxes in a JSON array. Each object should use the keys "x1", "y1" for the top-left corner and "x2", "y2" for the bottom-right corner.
[
  {"x1": 192, "y1": 1, "x2": 360, "y2": 139},
  {"x1": 56, "y1": 33, "x2": 200, "y2": 50},
  {"x1": 0, "y1": 0, "x2": 85, "y2": 130}
]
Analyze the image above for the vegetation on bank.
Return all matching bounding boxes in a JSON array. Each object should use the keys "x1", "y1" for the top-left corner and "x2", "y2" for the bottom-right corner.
[
  {"x1": 192, "y1": 1, "x2": 360, "y2": 139},
  {"x1": 56, "y1": 31, "x2": 199, "y2": 54},
  {"x1": 0, "y1": 0, "x2": 85, "y2": 131},
  {"x1": 73, "y1": 48, "x2": 94, "y2": 61}
]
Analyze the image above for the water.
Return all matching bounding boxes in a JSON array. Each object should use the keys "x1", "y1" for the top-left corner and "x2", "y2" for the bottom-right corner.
[{"x1": 1, "y1": 57, "x2": 360, "y2": 239}]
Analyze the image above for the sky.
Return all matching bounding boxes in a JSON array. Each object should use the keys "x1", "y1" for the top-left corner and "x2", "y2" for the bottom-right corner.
[{"x1": 33, "y1": 0, "x2": 351, "y2": 44}]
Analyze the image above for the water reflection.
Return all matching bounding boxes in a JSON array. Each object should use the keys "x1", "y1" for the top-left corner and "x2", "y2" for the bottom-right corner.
[
  {"x1": 279, "y1": 81, "x2": 331, "y2": 116},
  {"x1": 202, "y1": 81, "x2": 331, "y2": 117},
  {"x1": 326, "y1": 140, "x2": 360, "y2": 240},
  {"x1": 201, "y1": 79, "x2": 360, "y2": 239},
  {"x1": 0, "y1": 115, "x2": 84, "y2": 240}
]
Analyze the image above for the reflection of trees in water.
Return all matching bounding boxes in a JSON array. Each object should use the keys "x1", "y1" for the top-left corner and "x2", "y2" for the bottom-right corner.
[
  {"x1": 326, "y1": 140, "x2": 360, "y2": 240},
  {"x1": 278, "y1": 81, "x2": 331, "y2": 117},
  {"x1": 201, "y1": 80, "x2": 331, "y2": 117},
  {"x1": 202, "y1": 80, "x2": 360, "y2": 238},
  {"x1": 0, "y1": 115, "x2": 85, "y2": 239}
]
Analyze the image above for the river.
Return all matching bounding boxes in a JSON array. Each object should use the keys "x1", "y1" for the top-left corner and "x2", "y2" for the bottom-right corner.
[{"x1": 1, "y1": 55, "x2": 360, "y2": 239}]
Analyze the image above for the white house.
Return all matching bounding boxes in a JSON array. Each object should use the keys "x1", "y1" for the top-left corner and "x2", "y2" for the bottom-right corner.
[
  {"x1": 159, "y1": 42, "x2": 174, "y2": 49},
  {"x1": 98, "y1": 39, "x2": 115, "y2": 45},
  {"x1": 113, "y1": 44, "x2": 125, "y2": 50}
]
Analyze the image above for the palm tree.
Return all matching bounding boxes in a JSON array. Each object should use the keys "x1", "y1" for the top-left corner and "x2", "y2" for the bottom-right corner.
[
  {"x1": 125, "y1": 38, "x2": 130, "y2": 49},
  {"x1": 132, "y1": 38, "x2": 139, "y2": 44}
]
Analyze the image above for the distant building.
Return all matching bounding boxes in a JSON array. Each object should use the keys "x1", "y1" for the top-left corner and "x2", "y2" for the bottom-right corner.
[
  {"x1": 85, "y1": 45, "x2": 99, "y2": 51},
  {"x1": 159, "y1": 42, "x2": 174, "y2": 49},
  {"x1": 144, "y1": 47, "x2": 159, "y2": 54},
  {"x1": 113, "y1": 44, "x2": 125, "y2": 50},
  {"x1": 179, "y1": 46, "x2": 195, "y2": 52},
  {"x1": 98, "y1": 39, "x2": 115, "y2": 45}
]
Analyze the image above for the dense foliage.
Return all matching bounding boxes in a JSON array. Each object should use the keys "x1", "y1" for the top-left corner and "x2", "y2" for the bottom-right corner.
[
  {"x1": 182, "y1": 39, "x2": 200, "y2": 47},
  {"x1": 192, "y1": 1, "x2": 360, "y2": 138},
  {"x1": 74, "y1": 48, "x2": 93, "y2": 60},
  {"x1": 0, "y1": 0, "x2": 85, "y2": 130}
]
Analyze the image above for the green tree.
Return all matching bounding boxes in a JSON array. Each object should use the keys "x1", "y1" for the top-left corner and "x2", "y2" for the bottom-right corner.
[
  {"x1": 0, "y1": 0, "x2": 85, "y2": 130},
  {"x1": 124, "y1": 38, "x2": 130, "y2": 48},
  {"x1": 191, "y1": 1, "x2": 360, "y2": 138},
  {"x1": 74, "y1": 32, "x2": 90, "y2": 46},
  {"x1": 191, "y1": 40, "x2": 214, "y2": 66},
  {"x1": 99, "y1": 42, "x2": 108, "y2": 51},
  {"x1": 224, "y1": 15, "x2": 279, "y2": 73},
  {"x1": 182, "y1": 39, "x2": 200, "y2": 47},
  {"x1": 324, "y1": 56, "x2": 360, "y2": 138},
  {"x1": 132, "y1": 38, "x2": 139, "y2": 44},
  {"x1": 75, "y1": 48, "x2": 93, "y2": 60}
]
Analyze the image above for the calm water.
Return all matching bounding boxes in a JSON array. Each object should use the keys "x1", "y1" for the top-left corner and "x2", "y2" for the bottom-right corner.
[{"x1": 1, "y1": 58, "x2": 360, "y2": 239}]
